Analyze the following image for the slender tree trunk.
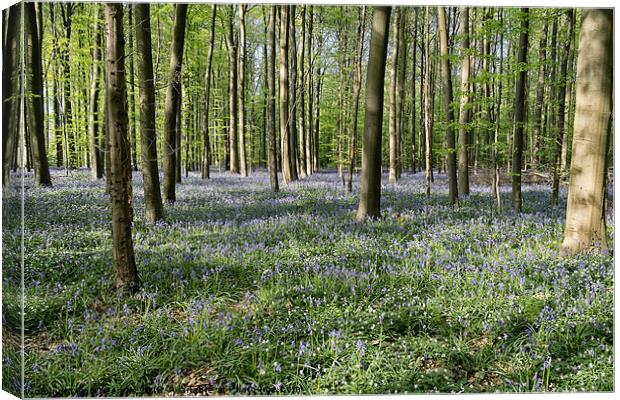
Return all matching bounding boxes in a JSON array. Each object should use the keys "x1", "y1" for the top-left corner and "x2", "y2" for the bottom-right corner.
[
  {"x1": 511, "y1": 8, "x2": 529, "y2": 213},
  {"x1": 437, "y1": 6, "x2": 458, "y2": 205},
  {"x1": 225, "y1": 6, "x2": 239, "y2": 174},
  {"x1": 356, "y1": 6, "x2": 391, "y2": 221},
  {"x1": 238, "y1": 4, "x2": 248, "y2": 177},
  {"x1": 457, "y1": 6, "x2": 470, "y2": 196},
  {"x1": 105, "y1": 3, "x2": 139, "y2": 292},
  {"x1": 531, "y1": 11, "x2": 548, "y2": 169},
  {"x1": 162, "y1": 4, "x2": 188, "y2": 203},
  {"x1": 348, "y1": 6, "x2": 366, "y2": 192},
  {"x1": 128, "y1": 5, "x2": 138, "y2": 171},
  {"x1": 279, "y1": 6, "x2": 293, "y2": 183},
  {"x1": 305, "y1": 6, "x2": 314, "y2": 175},
  {"x1": 298, "y1": 5, "x2": 307, "y2": 179},
  {"x1": 388, "y1": 7, "x2": 400, "y2": 184},
  {"x1": 135, "y1": 3, "x2": 165, "y2": 223},
  {"x1": 423, "y1": 7, "x2": 431, "y2": 196},
  {"x1": 202, "y1": 4, "x2": 217, "y2": 180},
  {"x1": 313, "y1": 64, "x2": 324, "y2": 173},
  {"x1": 267, "y1": 6, "x2": 279, "y2": 192},
  {"x1": 337, "y1": 14, "x2": 347, "y2": 184},
  {"x1": 175, "y1": 84, "x2": 182, "y2": 183},
  {"x1": 89, "y1": 6, "x2": 103, "y2": 180},
  {"x1": 396, "y1": 10, "x2": 407, "y2": 179},
  {"x1": 560, "y1": 9, "x2": 612, "y2": 256},
  {"x1": 288, "y1": 5, "x2": 299, "y2": 181},
  {"x1": 492, "y1": 9, "x2": 504, "y2": 210},
  {"x1": 551, "y1": 9, "x2": 575, "y2": 207},
  {"x1": 2, "y1": 4, "x2": 20, "y2": 186},
  {"x1": 410, "y1": 8, "x2": 418, "y2": 174}
]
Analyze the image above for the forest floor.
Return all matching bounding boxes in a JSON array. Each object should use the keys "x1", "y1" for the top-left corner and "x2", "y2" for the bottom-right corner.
[{"x1": 2, "y1": 168, "x2": 614, "y2": 396}]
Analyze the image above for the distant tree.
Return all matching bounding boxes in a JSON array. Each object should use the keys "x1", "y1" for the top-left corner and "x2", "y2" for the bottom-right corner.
[
  {"x1": 356, "y1": 6, "x2": 391, "y2": 221},
  {"x1": 560, "y1": 9, "x2": 612, "y2": 256},
  {"x1": 423, "y1": 6, "x2": 431, "y2": 196},
  {"x1": 437, "y1": 6, "x2": 457, "y2": 205},
  {"x1": 202, "y1": 4, "x2": 217, "y2": 180},
  {"x1": 238, "y1": 4, "x2": 248, "y2": 177},
  {"x1": 531, "y1": 10, "x2": 548, "y2": 169},
  {"x1": 348, "y1": 6, "x2": 366, "y2": 192},
  {"x1": 267, "y1": 6, "x2": 279, "y2": 192},
  {"x1": 135, "y1": 3, "x2": 165, "y2": 223},
  {"x1": 104, "y1": 3, "x2": 139, "y2": 292},
  {"x1": 2, "y1": 4, "x2": 20, "y2": 186},
  {"x1": 511, "y1": 8, "x2": 529, "y2": 213},
  {"x1": 162, "y1": 4, "x2": 188, "y2": 203}
]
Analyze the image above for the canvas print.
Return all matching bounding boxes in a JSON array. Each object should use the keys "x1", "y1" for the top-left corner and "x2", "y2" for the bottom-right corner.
[{"x1": 1, "y1": 0, "x2": 614, "y2": 397}]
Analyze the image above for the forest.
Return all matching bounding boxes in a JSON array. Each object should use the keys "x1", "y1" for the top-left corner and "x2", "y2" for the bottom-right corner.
[{"x1": 1, "y1": 1, "x2": 614, "y2": 396}]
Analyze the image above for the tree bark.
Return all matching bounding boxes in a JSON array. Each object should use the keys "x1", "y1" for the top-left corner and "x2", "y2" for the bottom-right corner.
[
  {"x1": 560, "y1": 9, "x2": 612, "y2": 256},
  {"x1": 89, "y1": 6, "x2": 103, "y2": 180},
  {"x1": 298, "y1": 5, "x2": 307, "y2": 179},
  {"x1": 162, "y1": 4, "x2": 188, "y2": 203},
  {"x1": 267, "y1": 6, "x2": 279, "y2": 192},
  {"x1": 457, "y1": 6, "x2": 470, "y2": 197},
  {"x1": 2, "y1": 4, "x2": 20, "y2": 186},
  {"x1": 531, "y1": 11, "x2": 548, "y2": 169},
  {"x1": 202, "y1": 4, "x2": 217, "y2": 180},
  {"x1": 511, "y1": 8, "x2": 529, "y2": 213},
  {"x1": 388, "y1": 7, "x2": 400, "y2": 184},
  {"x1": 437, "y1": 6, "x2": 458, "y2": 205},
  {"x1": 224, "y1": 6, "x2": 239, "y2": 174},
  {"x1": 279, "y1": 6, "x2": 294, "y2": 184},
  {"x1": 288, "y1": 5, "x2": 299, "y2": 181},
  {"x1": 410, "y1": 8, "x2": 418, "y2": 174},
  {"x1": 128, "y1": 5, "x2": 138, "y2": 171},
  {"x1": 135, "y1": 3, "x2": 165, "y2": 223},
  {"x1": 305, "y1": 6, "x2": 314, "y2": 175},
  {"x1": 238, "y1": 4, "x2": 248, "y2": 177},
  {"x1": 423, "y1": 7, "x2": 431, "y2": 196},
  {"x1": 104, "y1": 3, "x2": 139, "y2": 292},
  {"x1": 356, "y1": 6, "x2": 391, "y2": 221}
]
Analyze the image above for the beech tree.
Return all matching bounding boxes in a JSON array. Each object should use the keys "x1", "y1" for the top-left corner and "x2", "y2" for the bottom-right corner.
[
  {"x1": 104, "y1": 3, "x2": 139, "y2": 292},
  {"x1": 356, "y1": 6, "x2": 391, "y2": 221},
  {"x1": 88, "y1": 5, "x2": 103, "y2": 180},
  {"x1": 162, "y1": 4, "x2": 188, "y2": 203},
  {"x1": 2, "y1": 4, "x2": 20, "y2": 186},
  {"x1": 202, "y1": 4, "x2": 217, "y2": 180},
  {"x1": 267, "y1": 5, "x2": 279, "y2": 192},
  {"x1": 560, "y1": 9, "x2": 612, "y2": 256},
  {"x1": 135, "y1": 3, "x2": 165, "y2": 223},
  {"x1": 457, "y1": 6, "x2": 470, "y2": 197}
]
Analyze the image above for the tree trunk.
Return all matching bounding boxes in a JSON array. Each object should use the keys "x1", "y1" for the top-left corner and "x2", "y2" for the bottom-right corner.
[
  {"x1": 551, "y1": 9, "x2": 575, "y2": 207},
  {"x1": 279, "y1": 6, "x2": 293, "y2": 184},
  {"x1": 267, "y1": 6, "x2": 279, "y2": 192},
  {"x1": 396, "y1": 10, "x2": 407, "y2": 179},
  {"x1": 104, "y1": 3, "x2": 139, "y2": 292},
  {"x1": 128, "y1": 5, "x2": 138, "y2": 171},
  {"x1": 297, "y1": 5, "x2": 307, "y2": 179},
  {"x1": 288, "y1": 5, "x2": 299, "y2": 181},
  {"x1": 410, "y1": 8, "x2": 418, "y2": 174},
  {"x1": 511, "y1": 8, "x2": 529, "y2": 213},
  {"x1": 348, "y1": 6, "x2": 366, "y2": 193},
  {"x1": 225, "y1": 6, "x2": 239, "y2": 174},
  {"x1": 423, "y1": 7, "x2": 431, "y2": 196},
  {"x1": 135, "y1": 3, "x2": 165, "y2": 223},
  {"x1": 238, "y1": 4, "x2": 248, "y2": 177},
  {"x1": 89, "y1": 6, "x2": 103, "y2": 180},
  {"x1": 2, "y1": 4, "x2": 20, "y2": 186},
  {"x1": 560, "y1": 9, "x2": 612, "y2": 256},
  {"x1": 531, "y1": 11, "x2": 548, "y2": 169},
  {"x1": 202, "y1": 4, "x2": 217, "y2": 180},
  {"x1": 356, "y1": 6, "x2": 391, "y2": 221},
  {"x1": 437, "y1": 6, "x2": 458, "y2": 205},
  {"x1": 305, "y1": 6, "x2": 314, "y2": 175},
  {"x1": 457, "y1": 6, "x2": 470, "y2": 197},
  {"x1": 162, "y1": 4, "x2": 188, "y2": 203},
  {"x1": 388, "y1": 7, "x2": 400, "y2": 184}
]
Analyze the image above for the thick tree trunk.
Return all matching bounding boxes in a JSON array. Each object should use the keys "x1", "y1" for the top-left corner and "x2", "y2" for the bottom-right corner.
[
  {"x1": 2, "y1": 4, "x2": 20, "y2": 186},
  {"x1": 225, "y1": 6, "x2": 239, "y2": 174},
  {"x1": 238, "y1": 4, "x2": 248, "y2": 177},
  {"x1": 348, "y1": 6, "x2": 366, "y2": 193},
  {"x1": 202, "y1": 4, "x2": 217, "y2": 180},
  {"x1": 560, "y1": 9, "x2": 612, "y2": 256},
  {"x1": 511, "y1": 8, "x2": 529, "y2": 213},
  {"x1": 356, "y1": 6, "x2": 391, "y2": 221},
  {"x1": 104, "y1": 3, "x2": 139, "y2": 292},
  {"x1": 25, "y1": 2, "x2": 51, "y2": 186},
  {"x1": 162, "y1": 4, "x2": 188, "y2": 203},
  {"x1": 551, "y1": 9, "x2": 575, "y2": 207},
  {"x1": 267, "y1": 6, "x2": 279, "y2": 192},
  {"x1": 457, "y1": 6, "x2": 470, "y2": 197},
  {"x1": 437, "y1": 6, "x2": 458, "y2": 205},
  {"x1": 135, "y1": 4, "x2": 165, "y2": 223},
  {"x1": 388, "y1": 7, "x2": 400, "y2": 184}
]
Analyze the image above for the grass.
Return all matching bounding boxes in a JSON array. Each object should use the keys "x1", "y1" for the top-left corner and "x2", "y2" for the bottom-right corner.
[{"x1": 2, "y1": 167, "x2": 614, "y2": 396}]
